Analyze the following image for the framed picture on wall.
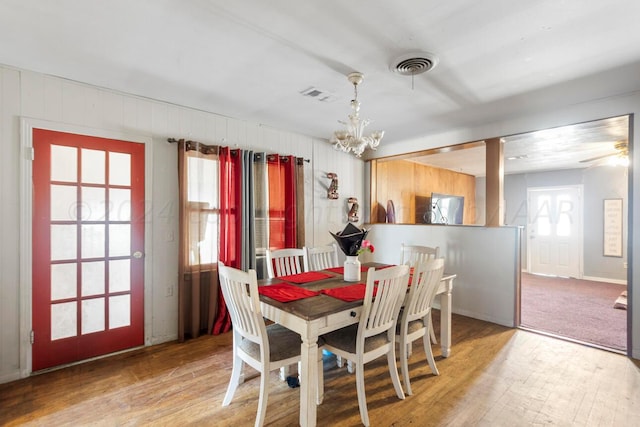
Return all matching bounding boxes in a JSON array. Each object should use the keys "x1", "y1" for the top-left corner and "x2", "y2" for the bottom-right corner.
[{"x1": 603, "y1": 198, "x2": 623, "y2": 257}]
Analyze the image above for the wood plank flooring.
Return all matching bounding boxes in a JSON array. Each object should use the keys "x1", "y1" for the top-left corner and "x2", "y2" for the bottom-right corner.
[{"x1": 2, "y1": 313, "x2": 640, "y2": 426}]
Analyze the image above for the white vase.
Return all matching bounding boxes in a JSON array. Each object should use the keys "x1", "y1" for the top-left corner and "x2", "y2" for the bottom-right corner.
[{"x1": 344, "y1": 255, "x2": 361, "y2": 282}]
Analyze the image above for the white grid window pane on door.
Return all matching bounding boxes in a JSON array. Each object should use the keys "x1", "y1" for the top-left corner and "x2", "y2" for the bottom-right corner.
[
  {"x1": 109, "y1": 188, "x2": 131, "y2": 221},
  {"x1": 109, "y1": 152, "x2": 131, "y2": 186},
  {"x1": 51, "y1": 301, "x2": 77, "y2": 340},
  {"x1": 81, "y1": 187, "x2": 106, "y2": 221},
  {"x1": 81, "y1": 298, "x2": 105, "y2": 334},
  {"x1": 109, "y1": 295, "x2": 131, "y2": 329},
  {"x1": 50, "y1": 145, "x2": 77, "y2": 183},
  {"x1": 81, "y1": 224, "x2": 105, "y2": 258},
  {"x1": 109, "y1": 259, "x2": 131, "y2": 292},
  {"x1": 81, "y1": 261, "x2": 105, "y2": 296},
  {"x1": 81, "y1": 149, "x2": 105, "y2": 184},
  {"x1": 51, "y1": 263, "x2": 77, "y2": 300},
  {"x1": 51, "y1": 185, "x2": 78, "y2": 221},
  {"x1": 51, "y1": 224, "x2": 77, "y2": 261},
  {"x1": 109, "y1": 224, "x2": 131, "y2": 257}
]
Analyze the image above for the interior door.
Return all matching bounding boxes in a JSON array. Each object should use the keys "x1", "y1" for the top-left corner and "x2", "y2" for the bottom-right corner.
[
  {"x1": 32, "y1": 128, "x2": 145, "y2": 371},
  {"x1": 527, "y1": 186, "x2": 582, "y2": 278}
]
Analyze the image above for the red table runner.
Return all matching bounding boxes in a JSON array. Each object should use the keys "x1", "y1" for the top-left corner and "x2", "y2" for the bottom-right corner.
[
  {"x1": 320, "y1": 284, "x2": 377, "y2": 302},
  {"x1": 258, "y1": 283, "x2": 320, "y2": 303},
  {"x1": 325, "y1": 266, "x2": 369, "y2": 274},
  {"x1": 279, "y1": 271, "x2": 333, "y2": 283}
]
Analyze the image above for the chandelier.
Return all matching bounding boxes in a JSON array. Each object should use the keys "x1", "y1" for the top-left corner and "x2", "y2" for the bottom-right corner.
[{"x1": 330, "y1": 72, "x2": 384, "y2": 157}]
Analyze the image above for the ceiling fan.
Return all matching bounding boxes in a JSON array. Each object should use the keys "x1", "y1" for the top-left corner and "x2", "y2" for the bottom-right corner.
[{"x1": 579, "y1": 140, "x2": 629, "y2": 164}]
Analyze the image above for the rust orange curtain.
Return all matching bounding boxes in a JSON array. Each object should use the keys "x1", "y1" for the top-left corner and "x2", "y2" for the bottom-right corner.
[{"x1": 267, "y1": 154, "x2": 297, "y2": 250}]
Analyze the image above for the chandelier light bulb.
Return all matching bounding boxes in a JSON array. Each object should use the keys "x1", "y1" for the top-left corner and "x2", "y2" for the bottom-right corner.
[{"x1": 330, "y1": 72, "x2": 384, "y2": 157}]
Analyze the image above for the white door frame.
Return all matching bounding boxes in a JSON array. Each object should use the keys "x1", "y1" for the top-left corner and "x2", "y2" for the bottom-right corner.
[{"x1": 19, "y1": 117, "x2": 153, "y2": 378}]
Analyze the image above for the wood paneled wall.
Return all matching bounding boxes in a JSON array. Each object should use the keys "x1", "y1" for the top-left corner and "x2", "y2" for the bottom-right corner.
[{"x1": 371, "y1": 159, "x2": 476, "y2": 224}]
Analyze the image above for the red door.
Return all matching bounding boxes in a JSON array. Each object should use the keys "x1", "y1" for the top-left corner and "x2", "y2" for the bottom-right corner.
[{"x1": 32, "y1": 129, "x2": 145, "y2": 371}]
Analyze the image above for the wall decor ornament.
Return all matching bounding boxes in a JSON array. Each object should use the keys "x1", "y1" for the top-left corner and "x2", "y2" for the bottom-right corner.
[
  {"x1": 327, "y1": 172, "x2": 339, "y2": 199},
  {"x1": 348, "y1": 197, "x2": 359, "y2": 222}
]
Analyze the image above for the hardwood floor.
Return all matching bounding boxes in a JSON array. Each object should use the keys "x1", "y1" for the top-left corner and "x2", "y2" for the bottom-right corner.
[{"x1": 2, "y1": 313, "x2": 639, "y2": 426}]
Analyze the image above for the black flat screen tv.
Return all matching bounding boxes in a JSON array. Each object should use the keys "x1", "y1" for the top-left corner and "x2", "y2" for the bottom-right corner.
[{"x1": 428, "y1": 193, "x2": 464, "y2": 225}]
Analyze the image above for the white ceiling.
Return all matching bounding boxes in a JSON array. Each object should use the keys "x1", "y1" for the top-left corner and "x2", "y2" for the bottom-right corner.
[
  {"x1": 1, "y1": 1, "x2": 639, "y2": 164},
  {"x1": 408, "y1": 115, "x2": 630, "y2": 176}
]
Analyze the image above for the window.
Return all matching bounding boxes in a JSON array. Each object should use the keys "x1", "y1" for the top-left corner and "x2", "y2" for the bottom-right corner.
[{"x1": 186, "y1": 154, "x2": 219, "y2": 266}]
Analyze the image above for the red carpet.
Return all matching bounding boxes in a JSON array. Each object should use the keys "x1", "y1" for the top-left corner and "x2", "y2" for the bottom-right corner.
[{"x1": 520, "y1": 273, "x2": 627, "y2": 351}]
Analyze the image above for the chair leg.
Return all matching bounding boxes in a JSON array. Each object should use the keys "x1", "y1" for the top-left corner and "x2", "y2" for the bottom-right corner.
[
  {"x1": 399, "y1": 338, "x2": 413, "y2": 396},
  {"x1": 255, "y1": 368, "x2": 270, "y2": 427},
  {"x1": 317, "y1": 352, "x2": 324, "y2": 404},
  {"x1": 355, "y1": 361, "x2": 370, "y2": 427},
  {"x1": 347, "y1": 359, "x2": 354, "y2": 374},
  {"x1": 429, "y1": 313, "x2": 437, "y2": 344},
  {"x1": 423, "y1": 335, "x2": 440, "y2": 376},
  {"x1": 279, "y1": 365, "x2": 291, "y2": 381},
  {"x1": 387, "y1": 348, "x2": 405, "y2": 401},
  {"x1": 223, "y1": 355, "x2": 243, "y2": 406}
]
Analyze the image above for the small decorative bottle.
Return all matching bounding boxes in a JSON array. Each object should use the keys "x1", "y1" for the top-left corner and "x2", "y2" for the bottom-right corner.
[{"x1": 343, "y1": 255, "x2": 361, "y2": 282}]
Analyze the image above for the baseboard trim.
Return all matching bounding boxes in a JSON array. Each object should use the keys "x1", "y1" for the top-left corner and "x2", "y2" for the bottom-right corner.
[
  {"x1": 582, "y1": 275, "x2": 627, "y2": 285},
  {"x1": 522, "y1": 269, "x2": 627, "y2": 286}
]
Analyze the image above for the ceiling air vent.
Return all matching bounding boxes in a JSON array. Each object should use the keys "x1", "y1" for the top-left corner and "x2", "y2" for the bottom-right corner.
[
  {"x1": 390, "y1": 51, "x2": 439, "y2": 76},
  {"x1": 300, "y1": 87, "x2": 337, "y2": 102}
]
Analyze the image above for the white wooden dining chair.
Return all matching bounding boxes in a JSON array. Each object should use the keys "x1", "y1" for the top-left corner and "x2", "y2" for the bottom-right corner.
[
  {"x1": 400, "y1": 243, "x2": 440, "y2": 266},
  {"x1": 321, "y1": 264, "x2": 410, "y2": 427},
  {"x1": 264, "y1": 247, "x2": 311, "y2": 381},
  {"x1": 265, "y1": 247, "x2": 309, "y2": 279},
  {"x1": 218, "y1": 262, "x2": 323, "y2": 427},
  {"x1": 305, "y1": 243, "x2": 349, "y2": 368},
  {"x1": 305, "y1": 244, "x2": 339, "y2": 271},
  {"x1": 399, "y1": 243, "x2": 441, "y2": 345},
  {"x1": 395, "y1": 258, "x2": 445, "y2": 395}
]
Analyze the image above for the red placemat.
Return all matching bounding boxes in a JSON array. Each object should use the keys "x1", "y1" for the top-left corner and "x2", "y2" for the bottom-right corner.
[
  {"x1": 258, "y1": 283, "x2": 320, "y2": 302},
  {"x1": 320, "y1": 284, "x2": 377, "y2": 302},
  {"x1": 325, "y1": 266, "x2": 369, "y2": 274},
  {"x1": 279, "y1": 271, "x2": 333, "y2": 283}
]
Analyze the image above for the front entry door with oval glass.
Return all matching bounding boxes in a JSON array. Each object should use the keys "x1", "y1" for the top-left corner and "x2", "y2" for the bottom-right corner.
[{"x1": 32, "y1": 129, "x2": 145, "y2": 371}]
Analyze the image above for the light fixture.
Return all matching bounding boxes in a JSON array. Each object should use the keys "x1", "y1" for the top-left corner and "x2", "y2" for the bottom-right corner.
[{"x1": 330, "y1": 72, "x2": 384, "y2": 157}]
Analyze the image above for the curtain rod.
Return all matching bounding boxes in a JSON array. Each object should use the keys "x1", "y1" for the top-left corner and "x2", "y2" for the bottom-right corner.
[{"x1": 167, "y1": 138, "x2": 310, "y2": 163}]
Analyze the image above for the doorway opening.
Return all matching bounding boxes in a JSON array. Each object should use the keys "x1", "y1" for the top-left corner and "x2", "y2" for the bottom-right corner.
[{"x1": 515, "y1": 117, "x2": 630, "y2": 353}]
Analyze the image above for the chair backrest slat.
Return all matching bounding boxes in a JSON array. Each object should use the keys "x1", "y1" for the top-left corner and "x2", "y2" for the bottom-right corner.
[
  {"x1": 405, "y1": 258, "x2": 445, "y2": 323},
  {"x1": 265, "y1": 248, "x2": 309, "y2": 278},
  {"x1": 218, "y1": 262, "x2": 267, "y2": 346},
  {"x1": 359, "y1": 265, "x2": 410, "y2": 340},
  {"x1": 399, "y1": 244, "x2": 440, "y2": 268},
  {"x1": 306, "y1": 244, "x2": 340, "y2": 271}
]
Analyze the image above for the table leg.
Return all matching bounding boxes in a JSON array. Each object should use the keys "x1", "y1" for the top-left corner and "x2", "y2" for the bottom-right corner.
[
  {"x1": 300, "y1": 333, "x2": 319, "y2": 427},
  {"x1": 440, "y1": 285, "x2": 452, "y2": 357}
]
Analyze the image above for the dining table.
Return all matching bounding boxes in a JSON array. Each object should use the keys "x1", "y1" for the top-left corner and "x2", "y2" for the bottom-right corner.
[{"x1": 258, "y1": 262, "x2": 456, "y2": 427}]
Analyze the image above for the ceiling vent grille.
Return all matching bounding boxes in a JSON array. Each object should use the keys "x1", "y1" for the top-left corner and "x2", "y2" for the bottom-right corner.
[
  {"x1": 390, "y1": 52, "x2": 439, "y2": 76},
  {"x1": 300, "y1": 87, "x2": 337, "y2": 102}
]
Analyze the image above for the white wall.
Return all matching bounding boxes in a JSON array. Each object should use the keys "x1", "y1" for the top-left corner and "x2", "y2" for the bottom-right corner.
[
  {"x1": 368, "y1": 90, "x2": 640, "y2": 359},
  {"x1": 365, "y1": 224, "x2": 521, "y2": 327},
  {"x1": 0, "y1": 65, "x2": 364, "y2": 383}
]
